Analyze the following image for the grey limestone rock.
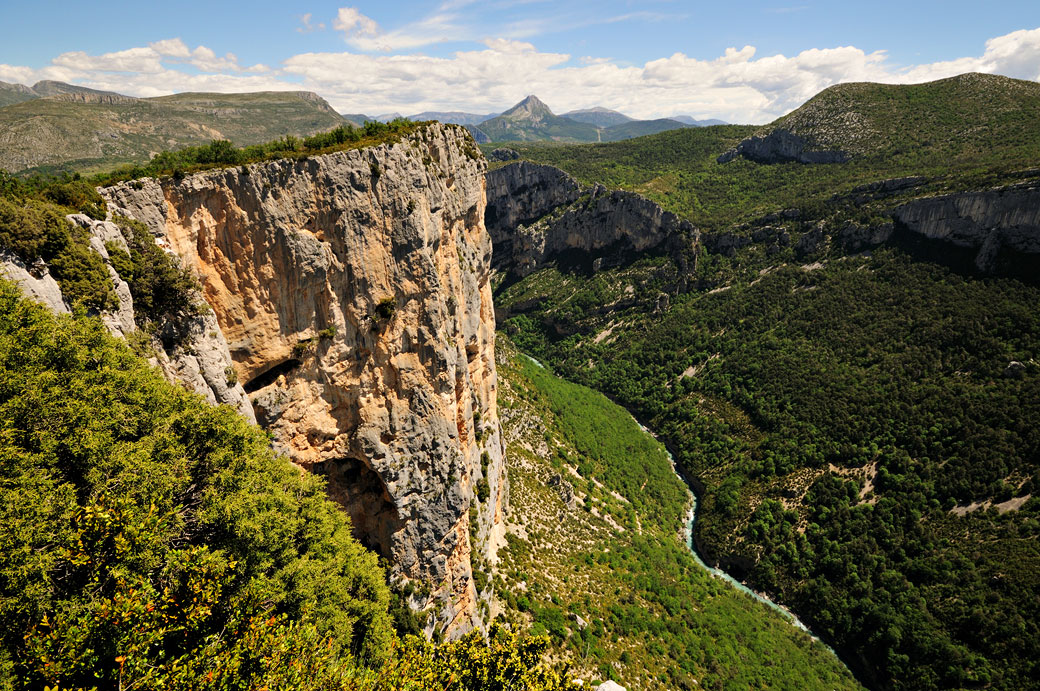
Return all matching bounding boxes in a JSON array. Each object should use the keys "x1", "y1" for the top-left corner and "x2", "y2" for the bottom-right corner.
[
  {"x1": 0, "y1": 251, "x2": 69, "y2": 314},
  {"x1": 489, "y1": 147, "x2": 520, "y2": 162},
  {"x1": 487, "y1": 162, "x2": 697, "y2": 277},
  {"x1": 718, "y1": 128, "x2": 849, "y2": 165},
  {"x1": 835, "y1": 222, "x2": 894, "y2": 252},
  {"x1": 795, "y1": 227, "x2": 829, "y2": 258},
  {"x1": 893, "y1": 182, "x2": 1040, "y2": 273}
]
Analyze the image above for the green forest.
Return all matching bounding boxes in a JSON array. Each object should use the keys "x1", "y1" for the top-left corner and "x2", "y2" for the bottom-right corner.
[
  {"x1": 493, "y1": 337, "x2": 860, "y2": 690},
  {"x1": 494, "y1": 75, "x2": 1040, "y2": 690},
  {"x1": 0, "y1": 279, "x2": 578, "y2": 691}
]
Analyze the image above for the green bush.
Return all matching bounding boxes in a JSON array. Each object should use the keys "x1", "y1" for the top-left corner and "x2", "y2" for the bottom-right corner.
[
  {"x1": 0, "y1": 281, "x2": 394, "y2": 688},
  {"x1": 108, "y1": 216, "x2": 201, "y2": 331},
  {"x1": 375, "y1": 296, "x2": 397, "y2": 320},
  {"x1": 38, "y1": 179, "x2": 107, "y2": 220},
  {"x1": 0, "y1": 196, "x2": 115, "y2": 311}
]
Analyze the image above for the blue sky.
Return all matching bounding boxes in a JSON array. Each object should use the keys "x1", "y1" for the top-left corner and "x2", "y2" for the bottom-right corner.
[{"x1": 1, "y1": 1, "x2": 1039, "y2": 122}]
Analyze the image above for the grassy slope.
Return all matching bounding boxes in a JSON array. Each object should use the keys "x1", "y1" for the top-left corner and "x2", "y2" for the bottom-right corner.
[
  {"x1": 494, "y1": 73, "x2": 1040, "y2": 690},
  {"x1": 763, "y1": 72, "x2": 1040, "y2": 159},
  {"x1": 493, "y1": 336, "x2": 862, "y2": 691},
  {"x1": 0, "y1": 91, "x2": 346, "y2": 175}
]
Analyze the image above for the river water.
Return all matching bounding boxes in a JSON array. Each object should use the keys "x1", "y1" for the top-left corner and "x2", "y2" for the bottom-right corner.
[
  {"x1": 644, "y1": 421, "x2": 853, "y2": 671},
  {"x1": 522, "y1": 353, "x2": 850, "y2": 671}
]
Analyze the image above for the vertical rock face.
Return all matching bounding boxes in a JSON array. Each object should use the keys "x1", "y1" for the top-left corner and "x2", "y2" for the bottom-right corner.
[
  {"x1": 102, "y1": 123, "x2": 505, "y2": 635},
  {"x1": 486, "y1": 162, "x2": 699, "y2": 277},
  {"x1": 893, "y1": 181, "x2": 1040, "y2": 272}
]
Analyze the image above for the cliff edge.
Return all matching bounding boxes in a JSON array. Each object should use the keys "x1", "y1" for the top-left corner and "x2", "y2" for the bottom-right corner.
[{"x1": 101, "y1": 123, "x2": 505, "y2": 636}]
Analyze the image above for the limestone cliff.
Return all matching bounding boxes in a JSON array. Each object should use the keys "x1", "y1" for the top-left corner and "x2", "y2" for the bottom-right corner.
[
  {"x1": 892, "y1": 181, "x2": 1040, "y2": 273},
  {"x1": 717, "y1": 129, "x2": 849, "y2": 165},
  {"x1": 102, "y1": 123, "x2": 505, "y2": 636},
  {"x1": 486, "y1": 162, "x2": 698, "y2": 277}
]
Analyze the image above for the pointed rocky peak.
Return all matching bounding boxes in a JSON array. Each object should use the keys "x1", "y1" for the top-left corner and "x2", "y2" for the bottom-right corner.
[{"x1": 502, "y1": 95, "x2": 554, "y2": 120}]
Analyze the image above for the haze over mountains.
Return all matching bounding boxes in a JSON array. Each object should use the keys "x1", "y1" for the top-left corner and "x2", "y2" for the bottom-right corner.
[{"x1": 366, "y1": 95, "x2": 725, "y2": 140}]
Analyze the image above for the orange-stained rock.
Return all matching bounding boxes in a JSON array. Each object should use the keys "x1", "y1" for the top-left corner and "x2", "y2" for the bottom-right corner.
[{"x1": 102, "y1": 123, "x2": 504, "y2": 637}]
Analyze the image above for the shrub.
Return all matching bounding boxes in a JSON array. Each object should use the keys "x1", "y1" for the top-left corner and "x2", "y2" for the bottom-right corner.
[
  {"x1": 0, "y1": 282, "x2": 394, "y2": 688},
  {"x1": 375, "y1": 296, "x2": 397, "y2": 320},
  {"x1": 0, "y1": 196, "x2": 116, "y2": 311},
  {"x1": 109, "y1": 216, "x2": 202, "y2": 332}
]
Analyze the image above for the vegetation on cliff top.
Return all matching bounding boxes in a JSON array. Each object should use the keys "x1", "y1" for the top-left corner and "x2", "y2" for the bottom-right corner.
[
  {"x1": 93, "y1": 118, "x2": 432, "y2": 186},
  {"x1": 0, "y1": 172, "x2": 115, "y2": 311}
]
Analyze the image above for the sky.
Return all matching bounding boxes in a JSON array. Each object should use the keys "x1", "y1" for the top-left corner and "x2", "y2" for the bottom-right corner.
[{"x1": 1, "y1": 1, "x2": 1039, "y2": 123}]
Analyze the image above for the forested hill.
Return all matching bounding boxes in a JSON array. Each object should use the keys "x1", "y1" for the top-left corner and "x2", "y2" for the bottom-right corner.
[{"x1": 493, "y1": 73, "x2": 1040, "y2": 690}]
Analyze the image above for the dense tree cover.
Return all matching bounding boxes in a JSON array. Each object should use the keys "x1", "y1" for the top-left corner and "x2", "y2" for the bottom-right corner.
[
  {"x1": 499, "y1": 249, "x2": 1040, "y2": 690},
  {"x1": 105, "y1": 215, "x2": 202, "y2": 337},
  {"x1": 0, "y1": 282, "x2": 570, "y2": 691},
  {"x1": 93, "y1": 118, "x2": 425, "y2": 186},
  {"x1": 495, "y1": 341, "x2": 861, "y2": 690}
]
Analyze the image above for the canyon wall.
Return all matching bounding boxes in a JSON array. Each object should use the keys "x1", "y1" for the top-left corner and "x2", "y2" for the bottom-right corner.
[
  {"x1": 98, "y1": 123, "x2": 504, "y2": 636},
  {"x1": 486, "y1": 162, "x2": 699, "y2": 277},
  {"x1": 893, "y1": 181, "x2": 1040, "y2": 272}
]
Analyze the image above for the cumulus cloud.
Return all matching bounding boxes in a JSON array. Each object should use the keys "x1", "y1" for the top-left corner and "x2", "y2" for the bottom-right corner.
[
  {"x1": 2, "y1": 27, "x2": 1039, "y2": 123},
  {"x1": 334, "y1": 8, "x2": 380, "y2": 38},
  {"x1": 52, "y1": 47, "x2": 165, "y2": 74},
  {"x1": 901, "y1": 27, "x2": 1040, "y2": 83}
]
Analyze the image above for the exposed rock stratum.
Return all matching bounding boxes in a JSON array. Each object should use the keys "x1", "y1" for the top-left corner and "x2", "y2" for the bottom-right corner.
[{"x1": 95, "y1": 123, "x2": 504, "y2": 636}]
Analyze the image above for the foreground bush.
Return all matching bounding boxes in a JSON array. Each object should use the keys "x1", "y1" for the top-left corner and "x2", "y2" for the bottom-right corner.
[{"x1": 0, "y1": 281, "x2": 571, "y2": 690}]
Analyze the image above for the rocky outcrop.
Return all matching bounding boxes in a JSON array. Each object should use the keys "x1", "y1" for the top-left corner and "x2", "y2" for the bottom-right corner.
[
  {"x1": 0, "y1": 251, "x2": 69, "y2": 315},
  {"x1": 489, "y1": 148, "x2": 519, "y2": 162},
  {"x1": 893, "y1": 181, "x2": 1040, "y2": 272},
  {"x1": 102, "y1": 123, "x2": 505, "y2": 636},
  {"x1": 466, "y1": 125, "x2": 490, "y2": 144},
  {"x1": 834, "y1": 221, "x2": 894, "y2": 253},
  {"x1": 0, "y1": 213, "x2": 255, "y2": 422},
  {"x1": 485, "y1": 161, "x2": 581, "y2": 244},
  {"x1": 486, "y1": 162, "x2": 696, "y2": 277},
  {"x1": 717, "y1": 129, "x2": 849, "y2": 164}
]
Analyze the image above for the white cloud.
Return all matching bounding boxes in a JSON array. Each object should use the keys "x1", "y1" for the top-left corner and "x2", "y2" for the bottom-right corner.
[
  {"x1": 297, "y1": 13, "x2": 326, "y2": 34},
  {"x1": 149, "y1": 38, "x2": 192, "y2": 58},
  {"x1": 52, "y1": 47, "x2": 165, "y2": 74},
  {"x1": 1, "y1": 27, "x2": 1039, "y2": 123},
  {"x1": 333, "y1": 7, "x2": 380, "y2": 37}
]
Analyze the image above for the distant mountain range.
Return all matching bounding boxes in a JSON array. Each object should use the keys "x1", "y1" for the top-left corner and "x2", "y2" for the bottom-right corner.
[
  {"x1": 0, "y1": 79, "x2": 729, "y2": 174},
  {"x1": 0, "y1": 80, "x2": 346, "y2": 174},
  {"x1": 464, "y1": 95, "x2": 725, "y2": 143},
  {"x1": 345, "y1": 96, "x2": 727, "y2": 142}
]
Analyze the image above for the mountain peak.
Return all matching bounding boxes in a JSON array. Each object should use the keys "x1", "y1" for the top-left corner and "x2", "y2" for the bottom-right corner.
[{"x1": 502, "y1": 95, "x2": 554, "y2": 120}]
